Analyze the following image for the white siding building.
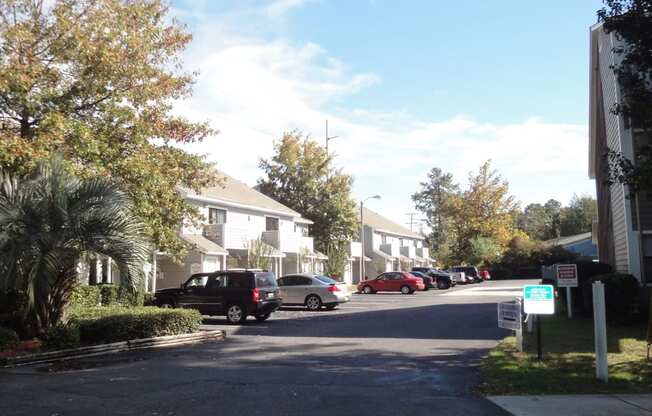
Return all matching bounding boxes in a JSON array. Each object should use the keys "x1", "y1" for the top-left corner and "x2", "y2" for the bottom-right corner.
[
  {"x1": 155, "y1": 171, "x2": 325, "y2": 289},
  {"x1": 358, "y1": 207, "x2": 432, "y2": 282},
  {"x1": 589, "y1": 22, "x2": 651, "y2": 284}
]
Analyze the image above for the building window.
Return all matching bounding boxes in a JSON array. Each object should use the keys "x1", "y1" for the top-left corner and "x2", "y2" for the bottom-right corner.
[
  {"x1": 266, "y1": 216, "x2": 279, "y2": 231},
  {"x1": 208, "y1": 208, "x2": 227, "y2": 225}
]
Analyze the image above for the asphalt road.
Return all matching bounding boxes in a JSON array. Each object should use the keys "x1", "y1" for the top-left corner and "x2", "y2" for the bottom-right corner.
[{"x1": 0, "y1": 279, "x2": 534, "y2": 416}]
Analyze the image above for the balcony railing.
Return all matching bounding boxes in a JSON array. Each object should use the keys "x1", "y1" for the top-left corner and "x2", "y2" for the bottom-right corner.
[
  {"x1": 400, "y1": 245, "x2": 416, "y2": 259},
  {"x1": 349, "y1": 241, "x2": 362, "y2": 258},
  {"x1": 262, "y1": 230, "x2": 314, "y2": 254},
  {"x1": 380, "y1": 243, "x2": 400, "y2": 257},
  {"x1": 204, "y1": 224, "x2": 251, "y2": 250}
]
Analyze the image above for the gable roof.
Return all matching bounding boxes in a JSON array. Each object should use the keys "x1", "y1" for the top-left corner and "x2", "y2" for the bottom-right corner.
[
  {"x1": 544, "y1": 232, "x2": 593, "y2": 247},
  {"x1": 361, "y1": 207, "x2": 424, "y2": 240},
  {"x1": 182, "y1": 171, "x2": 311, "y2": 222}
]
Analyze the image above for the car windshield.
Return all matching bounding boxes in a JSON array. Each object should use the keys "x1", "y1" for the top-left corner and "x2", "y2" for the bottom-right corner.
[
  {"x1": 315, "y1": 275, "x2": 337, "y2": 284},
  {"x1": 255, "y1": 272, "x2": 278, "y2": 288}
]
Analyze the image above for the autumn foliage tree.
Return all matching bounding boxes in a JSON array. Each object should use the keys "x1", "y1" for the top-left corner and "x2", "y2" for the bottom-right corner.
[
  {"x1": 0, "y1": 0, "x2": 217, "y2": 259},
  {"x1": 257, "y1": 132, "x2": 358, "y2": 254}
]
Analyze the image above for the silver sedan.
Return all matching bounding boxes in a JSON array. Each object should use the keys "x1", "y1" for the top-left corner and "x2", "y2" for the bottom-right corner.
[{"x1": 277, "y1": 274, "x2": 351, "y2": 311}]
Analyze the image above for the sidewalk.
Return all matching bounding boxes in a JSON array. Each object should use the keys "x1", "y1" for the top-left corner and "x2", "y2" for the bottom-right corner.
[{"x1": 488, "y1": 394, "x2": 652, "y2": 416}]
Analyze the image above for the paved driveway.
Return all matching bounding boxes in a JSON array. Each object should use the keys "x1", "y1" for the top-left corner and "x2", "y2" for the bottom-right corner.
[{"x1": 0, "y1": 279, "x2": 533, "y2": 416}]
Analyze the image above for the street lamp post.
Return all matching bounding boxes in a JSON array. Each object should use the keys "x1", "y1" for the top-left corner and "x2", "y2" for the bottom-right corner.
[{"x1": 360, "y1": 195, "x2": 381, "y2": 284}]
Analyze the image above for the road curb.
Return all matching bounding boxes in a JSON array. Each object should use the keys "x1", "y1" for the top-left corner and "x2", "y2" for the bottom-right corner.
[{"x1": 0, "y1": 329, "x2": 225, "y2": 368}]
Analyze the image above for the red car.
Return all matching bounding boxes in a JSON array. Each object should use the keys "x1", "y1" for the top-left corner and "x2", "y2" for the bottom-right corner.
[
  {"x1": 358, "y1": 272, "x2": 425, "y2": 294},
  {"x1": 479, "y1": 269, "x2": 491, "y2": 280}
]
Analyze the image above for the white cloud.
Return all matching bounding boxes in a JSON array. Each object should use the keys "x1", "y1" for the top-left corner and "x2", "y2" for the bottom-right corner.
[{"x1": 171, "y1": 2, "x2": 594, "y2": 226}]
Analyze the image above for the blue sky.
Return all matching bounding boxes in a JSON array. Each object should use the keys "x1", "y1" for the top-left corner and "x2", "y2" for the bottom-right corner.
[{"x1": 171, "y1": 0, "x2": 603, "y2": 228}]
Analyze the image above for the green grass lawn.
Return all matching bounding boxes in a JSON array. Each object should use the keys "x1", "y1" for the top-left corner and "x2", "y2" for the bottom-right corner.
[{"x1": 478, "y1": 313, "x2": 652, "y2": 395}]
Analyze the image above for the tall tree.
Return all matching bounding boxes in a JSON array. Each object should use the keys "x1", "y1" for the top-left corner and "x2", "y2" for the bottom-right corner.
[
  {"x1": 0, "y1": 0, "x2": 217, "y2": 260},
  {"x1": 412, "y1": 167, "x2": 459, "y2": 260},
  {"x1": 560, "y1": 194, "x2": 597, "y2": 236},
  {"x1": 445, "y1": 161, "x2": 519, "y2": 263},
  {"x1": 518, "y1": 203, "x2": 548, "y2": 240},
  {"x1": 598, "y1": 1, "x2": 652, "y2": 191},
  {"x1": 257, "y1": 132, "x2": 358, "y2": 252},
  {"x1": 543, "y1": 199, "x2": 562, "y2": 239}
]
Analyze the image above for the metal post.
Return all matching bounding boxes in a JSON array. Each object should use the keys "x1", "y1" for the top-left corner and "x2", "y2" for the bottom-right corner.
[
  {"x1": 566, "y1": 287, "x2": 573, "y2": 319},
  {"x1": 516, "y1": 298, "x2": 523, "y2": 352},
  {"x1": 593, "y1": 281, "x2": 609, "y2": 382},
  {"x1": 360, "y1": 201, "x2": 365, "y2": 284},
  {"x1": 536, "y1": 314, "x2": 543, "y2": 361}
]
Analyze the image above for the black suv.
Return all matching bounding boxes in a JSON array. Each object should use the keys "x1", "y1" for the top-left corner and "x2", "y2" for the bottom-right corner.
[
  {"x1": 411, "y1": 267, "x2": 454, "y2": 289},
  {"x1": 153, "y1": 270, "x2": 282, "y2": 324}
]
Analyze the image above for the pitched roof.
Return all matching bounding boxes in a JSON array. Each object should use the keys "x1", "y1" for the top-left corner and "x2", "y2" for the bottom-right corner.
[
  {"x1": 361, "y1": 207, "x2": 424, "y2": 239},
  {"x1": 181, "y1": 234, "x2": 228, "y2": 255},
  {"x1": 183, "y1": 171, "x2": 307, "y2": 220},
  {"x1": 544, "y1": 232, "x2": 593, "y2": 247}
]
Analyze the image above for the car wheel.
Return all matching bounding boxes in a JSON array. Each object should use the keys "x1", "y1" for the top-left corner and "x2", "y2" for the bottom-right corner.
[
  {"x1": 437, "y1": 280, "x2": 451, "y2": 290},
  {"x1": 226, "y1": 304, "x2": 246, "y2": 324},
  {"x1": 305, "y1": 295, "x2": 322, "y2": 311},
  {"x1": 362, "y1": 285, "x2": 374, "y2": 294},
  {"x1": 400, "y1": 285, "x2": 411, "y2": 295},
  {"x1": 158, "y1": 299, "x2": 175, "y2": 309},
  {"x1": 255, "y1": 314, "x2": 270, "y2": 322},
  {"x1": 325, "y1": 304, "x2": 337, "y2": 310}
]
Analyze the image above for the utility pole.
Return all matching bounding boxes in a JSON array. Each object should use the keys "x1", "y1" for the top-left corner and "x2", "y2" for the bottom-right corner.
[
  {"x1": 405, "y1": 213, "x2": 420, "y2": 231},
  {"x1": 325, "y1": 119, "x2": 339, "y2": 153}
]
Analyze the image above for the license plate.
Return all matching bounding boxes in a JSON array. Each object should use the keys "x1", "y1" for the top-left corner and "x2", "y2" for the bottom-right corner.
[{"x1": 267, "y1": 292, "x2": 275, "y2": 299}]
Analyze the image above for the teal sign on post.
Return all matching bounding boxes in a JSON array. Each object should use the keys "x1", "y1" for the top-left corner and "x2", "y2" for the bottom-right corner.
[{"x1": 523, "y1": 284, "x2": 554, "y2": 315}]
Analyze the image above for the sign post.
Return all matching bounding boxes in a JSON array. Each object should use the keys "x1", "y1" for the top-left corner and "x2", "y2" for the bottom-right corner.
[
  {"x1": 523, "y1": 284, "x2": 555, "y2": 361},
  {"x1": 557, "y1": 264, "x2": 578, "y2": 319},
  {"x1": 498, "y1": 298, "x2": 523, "y2": 352}
]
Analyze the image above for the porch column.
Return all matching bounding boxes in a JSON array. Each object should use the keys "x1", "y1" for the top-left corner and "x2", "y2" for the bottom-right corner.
[
  {"x1": 106, "y1": 259, "x2": 112, "y2": 284},
  {"x1": 151, "y1": 249, "x2": 157, "y2": 293},
  {"x1": 279, "y1": 256, "x2": 283, "y2": 277}
]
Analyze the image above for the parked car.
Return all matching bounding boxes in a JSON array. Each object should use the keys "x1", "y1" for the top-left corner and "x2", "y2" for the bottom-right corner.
[
  {"x1": 479, "y1": 269, "x2": 491, "y2": 280},
  {"x1": 451, "y1": 266, "x2": 482, "y2": 283},
  {"x1": 446, "y1": 269, "x2": 468, "y2": 284},
  {"x1": 153, "y1": 270, "x2": 282, "y2": 324},
  {"x1": 358, "y1": 271, "x2": 425, "y2": 294},
  {"x1": 411, "y1": 267, "x2": 454, "y2": 289},
  {"x1": 408, "y1": 271, "x2": 434, "y2": 290},
  {"x1": 277, "y1": 274, "x2": 351, "y2": 310}
]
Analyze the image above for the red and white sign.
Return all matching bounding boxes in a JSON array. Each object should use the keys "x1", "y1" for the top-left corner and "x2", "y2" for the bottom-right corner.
[{"x1": 557, "y1": 264, "x2": 578, "y2": 288}]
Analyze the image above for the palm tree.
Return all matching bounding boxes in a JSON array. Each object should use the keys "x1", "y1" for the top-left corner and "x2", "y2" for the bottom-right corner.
[{"x1": 0, "y1": 157, "x2": 149, "y2": 335}]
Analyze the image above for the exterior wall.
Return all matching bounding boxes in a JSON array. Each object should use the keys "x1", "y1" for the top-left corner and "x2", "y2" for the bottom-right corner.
[
  {"x1": 156, "y1": 250, "x2": 202, "y2": 289},
  {"x1": 594, "y1": 28, "x2": 642, "y2": 280}
]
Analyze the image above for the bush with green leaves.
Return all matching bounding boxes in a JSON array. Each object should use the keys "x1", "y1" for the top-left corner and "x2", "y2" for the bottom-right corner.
[
  {"x1": 71, "y1": 307, "x2": 202, "y2": 345},
  {"x1": 71, "y1": 284, "x2": 144, "y2": 309},
  {"x1": 43, "y1": 324, "x2": 80, "y2": 350},
  {"x1": 0, "y1": 327, "x2": 19, "y2": 351},
  {"x1": 581, "y1": 273, "x2": 641, "y2": 321}
]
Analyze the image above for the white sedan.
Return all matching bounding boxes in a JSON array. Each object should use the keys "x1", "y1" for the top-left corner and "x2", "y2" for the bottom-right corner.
[{"x1": 277, "y1": 274, "x2": 351, "y2": 311}]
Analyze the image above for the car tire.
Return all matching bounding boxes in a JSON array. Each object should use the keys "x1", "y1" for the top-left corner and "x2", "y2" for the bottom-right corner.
[
  {"x1": 325, "y1": 304, "x2": 337, "y2": 310},
  {"x1": 226, "y1": 304, "x2": 246, "y2": 324},
  {"x1": 400, "y1": 285, "x2": 411, "y2": 295},
  {"x1": 305, "y1": 295, "x2": 322, "y2": 311},
  {"x1": 437, "y1": 280, "x2": 451, "y2": 290},
  {"x1": 255, "y1": 314, "x2": 270, "y2": 322},
  {"x1": 362, "y1": 285, "x2": 374, "y2": 294},
  {"x1": 158, "y1": 299, "x2": 175, "y2": 309}
]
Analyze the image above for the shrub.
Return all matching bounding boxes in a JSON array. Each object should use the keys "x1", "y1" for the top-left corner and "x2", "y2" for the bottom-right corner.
[
  {"x1": 0, "y1": 290, "x2": 28, "y2": 332},
  {"x1": 70, "y1": 284, "x2": 144, "y2": 308},
  {"x1": 71, "y1": 307, "x2": 202, "y2": 345},
  {"x1": 0, "y1": 327, "x2": 19, "y2": 351},
  {"x1": 70, "y1": 285, "x2": 102, "y2": 309},
  {"x1": 43, "y1": 324, "x2": 80, "y2": 350},
  {"x1": 580, "y1": 273, "x2": 641, "y2": 321},
  {"x1": 488, "y1": 268, "x2": 512, "y2": 280}
]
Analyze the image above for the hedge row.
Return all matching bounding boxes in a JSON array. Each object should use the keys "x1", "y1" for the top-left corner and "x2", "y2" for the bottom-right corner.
[
  {"x1": 70, "y1": 284, "x2": 144, "y2": 309},
  {"x1": 44, "y1": 307, "x2": 203, "y2": 347},
  {"x1": 0, "y1": 327, "x2": 19, "y2": 351}
]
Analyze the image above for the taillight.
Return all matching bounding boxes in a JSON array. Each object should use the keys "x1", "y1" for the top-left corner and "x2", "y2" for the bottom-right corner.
[
  {"x1": 252, "y1": 288, "x2": 260, "y2": 302},
  {"x1": 327, "y1": 284, "x2": 340, "y2": 292}
]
